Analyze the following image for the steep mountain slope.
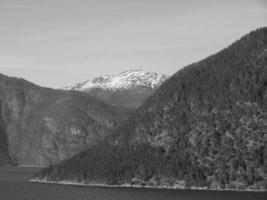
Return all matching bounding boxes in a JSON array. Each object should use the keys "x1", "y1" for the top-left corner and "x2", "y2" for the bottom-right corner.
[
  {"x1": 64, "y1": 70, "x2": 169, "y2": 109},
  {"x1": 0, "y1": 111, "x2": 10, "y2": 165},
  {"x1": 0, "y1": 73, "x2": 127, "y2": 166},
  {"x1": 35, "y1": 28, "x2": 267, "y2": 190}
]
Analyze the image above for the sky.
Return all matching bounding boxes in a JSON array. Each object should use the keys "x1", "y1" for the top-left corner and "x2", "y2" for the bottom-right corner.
[{"x1": 0, "y1": 0, "x2": 266, "y2": 88}]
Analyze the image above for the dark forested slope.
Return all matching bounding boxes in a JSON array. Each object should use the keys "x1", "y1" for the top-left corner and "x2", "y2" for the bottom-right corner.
[
  {"x1": 0, "y1": 110, "x2": 10, "y2": 165},
  {"x1": 0, "y1": 74, "x2": 128, "y2": 166},
  {"x1": 36, "y1": 28, "x2": 267, "y2": 190}
]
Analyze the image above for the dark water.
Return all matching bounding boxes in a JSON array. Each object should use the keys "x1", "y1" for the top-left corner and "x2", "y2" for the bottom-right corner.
[
  {"x1": 0, "y1": 166, "x2": 41, "y2": 182},
  {"x1": 0, "y1": 167, "x2": 266, "y2": 200}
]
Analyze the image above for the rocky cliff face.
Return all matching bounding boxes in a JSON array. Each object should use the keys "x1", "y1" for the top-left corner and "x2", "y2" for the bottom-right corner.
[
  {"x1": 64, "y1": 70, "x2": 169, "y2": 109},
  {"x1": 0, "y1": 74, "x2": 125, "y2": 166}
]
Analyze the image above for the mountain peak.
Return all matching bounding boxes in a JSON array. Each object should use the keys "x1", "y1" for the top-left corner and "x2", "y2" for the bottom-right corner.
[{"x1": 64, "y1": 70, "x2": 169, "y2": 91}]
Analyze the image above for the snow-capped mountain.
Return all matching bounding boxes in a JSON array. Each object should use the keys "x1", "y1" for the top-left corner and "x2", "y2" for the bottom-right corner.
[
  {"x1": 64, "y1": 70, "x2": 169, "y2": 109},
  {"x1": 64, "y1": 69, "x2": 169, "y2": 91}
]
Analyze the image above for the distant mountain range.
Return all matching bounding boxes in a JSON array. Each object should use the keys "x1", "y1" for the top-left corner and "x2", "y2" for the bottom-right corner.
[
  {"x1": 36, "y1": 28, "x2": 267, "y2": 190},
  {"x1": 63, "y1": 70, "x2": 169, "y2": 109}
]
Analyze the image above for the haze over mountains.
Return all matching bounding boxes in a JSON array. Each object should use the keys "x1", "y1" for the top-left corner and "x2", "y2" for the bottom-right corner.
[
  {"x1": 64, "y1": 70, "x2": 169, "y2": 109},
  {"x1": 36, "y1": 28, "x2": 267, "y2": 190}
]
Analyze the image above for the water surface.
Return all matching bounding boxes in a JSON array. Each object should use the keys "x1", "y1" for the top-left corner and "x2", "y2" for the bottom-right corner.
[{"x1": 0, "y1": 166, "x2": 266, "y2": 200}]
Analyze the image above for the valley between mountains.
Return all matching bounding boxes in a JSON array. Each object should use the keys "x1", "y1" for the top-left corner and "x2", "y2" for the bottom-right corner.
[
  {"x1": 0, "y1": 70, "x2": 167, "y2": 166},
  {"x1": 1, "y1": 28, "x2": 267, "y2": 191}
]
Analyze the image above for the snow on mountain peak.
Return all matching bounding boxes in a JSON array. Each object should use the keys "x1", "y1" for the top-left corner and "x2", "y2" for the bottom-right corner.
[{"x1": 64, "y1": 69, "x2": 169, "y2": 91}]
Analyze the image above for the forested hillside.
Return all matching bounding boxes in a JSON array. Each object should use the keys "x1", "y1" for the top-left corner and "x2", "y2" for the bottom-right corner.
[
  {"x1": 35, "y1": 28, "x2": 267, "y2": 190},
  {"x1": 0, "y1": 74, "x2": 129, "y2": 166}
]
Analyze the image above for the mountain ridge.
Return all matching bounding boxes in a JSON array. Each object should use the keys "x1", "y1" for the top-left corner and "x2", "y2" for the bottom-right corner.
[
  {"x1": 63, "y1": 69, "x2": 169, "y2": 109},
  {"x1": 0, "y1": 72, "x2": 129, "y2": 166},
  {"x1": 64, "y1": 69, "x2": 169, "y2": 91},
  {"x1": 36, "y1": 27, "x2": 267, "y2": 190}
]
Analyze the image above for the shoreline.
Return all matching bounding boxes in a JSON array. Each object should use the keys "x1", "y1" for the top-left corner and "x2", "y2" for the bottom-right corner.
[{"x1": 30, "y1": 179, "x2": 267, "y2": 192}]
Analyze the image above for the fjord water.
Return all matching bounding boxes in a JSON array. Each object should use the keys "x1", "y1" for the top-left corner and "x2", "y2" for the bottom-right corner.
[{"x1": 0, "y1": 167, "x2": 266, "y2": 200}]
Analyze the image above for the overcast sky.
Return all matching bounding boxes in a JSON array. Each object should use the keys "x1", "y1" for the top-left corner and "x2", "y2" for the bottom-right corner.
[{"x1": 0, "y1": 0, "x2": 266, "y2": 88}]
